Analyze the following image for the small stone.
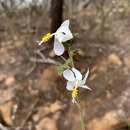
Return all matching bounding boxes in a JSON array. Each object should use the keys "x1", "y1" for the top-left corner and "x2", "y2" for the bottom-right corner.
[
  {"x1": 0, "y1": 89, "x2": 14, "y2": 125},
  {"x1": 108, "y1": 54, "x2": 122, "y2": 66},
  {"x1": 50, "y1": 101, "x2": 63, "y2": 113},
  {"x1": 4, "y1": 76, "x2": 16, "y2": 87},
  {"x1": 49, "y1": 50, "x2": 55, "y2": 58},
  {"x1": 0, "y1": 102, "x2": 13, "y2": 125},
  {"x1": 36, "y1": 118, "x2": 58, "y2": 130},
  {"x1": 33, "y1": 114, "x2": 40, "y2": 122},
  {"x1": 0, "y1": 74, "x2": 6, "y2": 82}
]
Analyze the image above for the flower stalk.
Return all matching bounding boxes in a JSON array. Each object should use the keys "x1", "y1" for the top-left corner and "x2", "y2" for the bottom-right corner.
[
  {"x1": 76, "y1": 100, "x2": 86, "y2": 130},
  {"x1": 38, "y1": 19, "x2": 91, "y2": 130}
]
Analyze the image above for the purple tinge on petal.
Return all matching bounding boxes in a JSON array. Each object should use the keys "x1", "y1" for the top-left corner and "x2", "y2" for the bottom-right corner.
[
  {"x1": 54, "y1": 38, "x2": 64, "y2": 56},
  {"x1": 63, "y1": 69, "x2": 75, "y2": 82}
]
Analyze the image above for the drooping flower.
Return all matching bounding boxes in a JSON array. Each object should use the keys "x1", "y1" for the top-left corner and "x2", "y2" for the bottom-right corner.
[
  {"x1": 38, "y1": 20, "x2": 73, "y2": 56},
  {"x1": 63, "y1": 68, "x2": 91, "y2": 103}
]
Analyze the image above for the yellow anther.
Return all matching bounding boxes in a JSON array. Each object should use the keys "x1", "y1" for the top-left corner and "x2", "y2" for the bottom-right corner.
[
  {"x1": 41, "y1": 33, "x2": 53, "y2": 42},
  {"x1": 72, "y1": 87, "x2": 78, "y2": 99}
]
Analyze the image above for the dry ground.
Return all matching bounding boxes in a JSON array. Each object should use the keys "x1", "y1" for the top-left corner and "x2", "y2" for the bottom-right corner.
[{"x1": 0, "y1": 8, "x2": 130, "y2": 130}]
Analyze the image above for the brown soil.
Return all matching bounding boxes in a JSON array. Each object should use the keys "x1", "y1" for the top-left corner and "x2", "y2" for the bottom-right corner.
[{"x1": 0, "y1": 8, "x2": 130, "y2": 130}]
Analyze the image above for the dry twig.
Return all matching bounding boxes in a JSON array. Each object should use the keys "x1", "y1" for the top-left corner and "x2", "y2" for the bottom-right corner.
[
  {"x1": 20, "y1": 99, "x2": 39, "y2": 128},
  {"x1": 30, "y1": 49, "x2": 59, "y2": 65}
]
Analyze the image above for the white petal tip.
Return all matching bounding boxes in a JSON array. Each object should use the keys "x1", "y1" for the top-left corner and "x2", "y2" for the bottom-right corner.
[
  {"x1": 80, "y1": 85, "x2": 92, "y2": 91},
  {"x1": 38, "y1": 41, "x2": 43, "y2": 45},
  {"x1": 54, "y1": 52, "x2": 63, "y2": 56},
  {"x1": 85, "y1": 87, "x2": 92, "y2": 91},
  {"x1": 64, "y1": 19, "x2": 69, "y2": 23},
  {"x1": 88, "y1": 88, "x2": 92, "y2": 91},
  {"x1": 72, "y1": 98, "x2": 77, "y2": 104}
]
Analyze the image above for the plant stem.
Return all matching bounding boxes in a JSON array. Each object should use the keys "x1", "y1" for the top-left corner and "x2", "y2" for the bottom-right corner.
[
  {"x1": 76, "y1": 100, "x2": 86, "y2": 130},
  {"x1": 68, "y1": 47, "x2": 74, "y2": 67},
  {"x1": 60, "y1": 55, "x2": 67, "y2": 62}
]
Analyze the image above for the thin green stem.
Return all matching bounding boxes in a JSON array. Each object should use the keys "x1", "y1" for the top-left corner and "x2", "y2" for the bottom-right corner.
[
  {"x1": 68, "y1": 47, "x2": 74, "y2": 67},
  {"x1": 60, "y1": 55, "x2": 67, "y2": 62},
  {"x1": 76, "y1": 100, "x2": 86, "y2": 130}
]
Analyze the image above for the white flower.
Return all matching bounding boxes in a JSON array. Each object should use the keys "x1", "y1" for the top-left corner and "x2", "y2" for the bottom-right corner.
[
  {"x1": 53, "y1": 20, "x2": 73, "y2": 55},
  {"x1": 39, "y1": 20, "x2": 73, "y2": 56},
  {"x1": 63, "y1": 68, "x2": 91, "y2": 91}
]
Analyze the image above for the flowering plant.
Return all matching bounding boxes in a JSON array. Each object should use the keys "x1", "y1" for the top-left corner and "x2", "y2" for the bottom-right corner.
[
  {"x1": 39, "y1": 20, "x2": 73, "y2": 56},
  {"x1": 38, "y1": 19, "x2": 91, "y2": 130},
  {"x1": 63, "y1": 68, "x2": 91, "y2": 103}
]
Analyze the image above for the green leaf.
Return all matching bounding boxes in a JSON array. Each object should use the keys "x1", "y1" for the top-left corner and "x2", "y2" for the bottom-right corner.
[
  {"x1": 57, "y1": 65, "x2": 65, "y2": 75},
  {"x1": 69, "y1": 47, "x2": 79, "y2": 56},
  {"x1": 65, "y1": 58, "x2": 72, "y2": 66},
  {"x1": 57, "y1": 58, "x2": 72, "y2": 75},
  {"x1": 73, "y1": 33, "x2": 79, "y2": 37},
  {"x1": 62, "y1": 39, "x2": 74, "y2": 49}
]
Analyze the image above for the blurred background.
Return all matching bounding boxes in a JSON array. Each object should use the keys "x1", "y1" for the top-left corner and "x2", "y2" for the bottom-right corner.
[{"x1": 0, "y1": 0, "x2": 130, "y2": 130}]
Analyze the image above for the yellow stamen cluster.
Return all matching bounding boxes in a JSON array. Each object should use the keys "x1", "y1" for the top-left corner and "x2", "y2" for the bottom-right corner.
[
  {"x1": 41, "y1": 33, "x2": 53, "y2": 42},
  {"x1": 72, "y1": 87, "x2": 78, "y2": 99}
]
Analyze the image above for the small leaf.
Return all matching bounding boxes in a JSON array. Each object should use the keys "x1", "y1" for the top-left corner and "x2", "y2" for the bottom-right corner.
[
  {"x1": 62, "y1": 39, "x2": 74, "y2": 49},
  {"x1": 62, "y1": 33, "x2": 78, "y2": 49},
  {"x1": 57, "y1": 65, "x2": 65, "y2": 75},
  {"x1": 57, "y1": 58, "x2": 72, "y2": 75},
  {"x1": 69, "y1": 47, "x2": 79, "y2": 57},
  {"x1": 65, "y1": 58, "x2": 72, "y2": 66},
  {"x1": 73, "y1": 33, "x2": 79, "y2": 37}
]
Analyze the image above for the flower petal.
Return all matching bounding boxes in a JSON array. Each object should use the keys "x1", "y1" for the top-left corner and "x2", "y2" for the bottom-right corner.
[
  {"x1": 55, "y1": 20, "x2": 73, "y2": 42},
  {"x1": 72, "y1": 68, "x2": 82, "y2": 80},
  {"x1": 66, "y1": 81, "x2": 75, "y2": 91},
  {"x1": 38, "y1": 41, "x2": 43, "y2": 45},
  {"x1": 82, "y1": 69, "x2": 89, "y2": 85},
  {"x1": 63, "y1": 69, "x2": 75, "y2": 81},
  {"x1": 80, "y1": 85, "x2": 92, "y2": 91},
  {"x1": 54, "y1": 38, "x2": 64, "y2": 56}
]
